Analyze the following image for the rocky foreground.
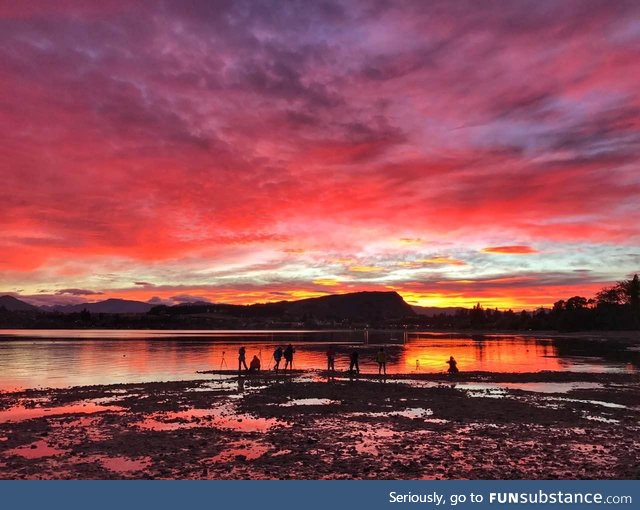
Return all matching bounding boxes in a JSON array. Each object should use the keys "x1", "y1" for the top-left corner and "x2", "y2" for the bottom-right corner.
[{"x1": 0, "y1": 370, "x2": 638, "y2": 479}]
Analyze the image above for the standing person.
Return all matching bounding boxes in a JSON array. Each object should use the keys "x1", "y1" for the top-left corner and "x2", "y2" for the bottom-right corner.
[
  {"x1": 238, "y1": 346, "x2": 248, "y2": 372},
  {"x1": 326, "y1": 345, "x2": 336, "y2": 373},
  {"x1": 349, "y1": 350, "x2": 360, "y2": 376},
  {"x1": 273, "y1": 346, "x2": 283, "y2": 372},
  {"x1": 376, "y1": 347, "x2": 387, "y2": 375},
  {"x1": 447, "y1": 356, "x2": 459, "y2": 374},
  {"x1": 283, "y1": 344, "x2": 295, "y2": 370}
]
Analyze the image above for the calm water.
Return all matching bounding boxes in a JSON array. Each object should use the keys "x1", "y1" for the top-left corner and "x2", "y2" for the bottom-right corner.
[{"x1": 0, "y1": 330, "x2": 637, "y2": 391}]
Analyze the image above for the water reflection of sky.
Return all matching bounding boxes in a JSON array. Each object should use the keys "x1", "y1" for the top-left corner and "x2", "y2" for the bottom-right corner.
[{"x1": 0, "y1": 330, "x2": 636, "y2": 390}]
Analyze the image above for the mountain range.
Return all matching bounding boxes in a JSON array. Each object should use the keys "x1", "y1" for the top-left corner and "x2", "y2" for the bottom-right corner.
[
  {"x1": 0, "y1": 295, "x2": 40, "y2": 312},
  {"x1": 1, "y1": 292, "x2": 462, "y2": 317},
  {"x1": 47, "y1": 299, "x2": 155, "y2": 314}
]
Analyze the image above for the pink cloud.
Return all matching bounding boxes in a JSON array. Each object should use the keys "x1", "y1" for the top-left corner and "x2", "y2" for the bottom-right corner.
[{"x1": 1, "y1": 1, "x2": 639, "y2": 306}]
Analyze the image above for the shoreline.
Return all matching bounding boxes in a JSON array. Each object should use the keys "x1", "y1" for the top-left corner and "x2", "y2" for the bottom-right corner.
[
  {"x1": 0, "y1": 369, "x2": 638, "y2": 480},
  {"x1": 0, "y1": 328, "x2": 639, "y2": 342}
]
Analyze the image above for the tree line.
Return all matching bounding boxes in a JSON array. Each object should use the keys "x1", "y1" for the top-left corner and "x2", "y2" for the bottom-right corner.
[
  {"x1": 1, "y1": 275, "x2": 638, "y2": 331},
  {"x1": 412, "y1": 275, "x2": 640, "y2": 331}
]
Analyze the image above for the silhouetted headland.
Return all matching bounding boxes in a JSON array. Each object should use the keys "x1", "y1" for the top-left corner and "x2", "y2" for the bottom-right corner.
[{"x1": 0, "y1": 275, "x2": 638, "y2": 332}]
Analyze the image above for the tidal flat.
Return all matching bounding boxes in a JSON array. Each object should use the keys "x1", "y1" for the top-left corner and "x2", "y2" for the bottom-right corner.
[{"x1": 0, "y1": 370, "x2": 638, "y2": 479}]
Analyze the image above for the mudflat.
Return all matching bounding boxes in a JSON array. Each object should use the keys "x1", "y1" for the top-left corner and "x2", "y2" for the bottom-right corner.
[{"x1": 0, "y1": 370, "x2": 638, "y2": 479}]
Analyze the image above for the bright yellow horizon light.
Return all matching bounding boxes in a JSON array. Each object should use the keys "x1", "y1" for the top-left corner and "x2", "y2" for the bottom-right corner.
[{"x1": 398, "y1": 292, "x2": 536, "y2": 311}]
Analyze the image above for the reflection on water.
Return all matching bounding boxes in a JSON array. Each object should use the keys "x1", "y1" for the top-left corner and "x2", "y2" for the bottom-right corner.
[
  {"x1": 5, "y1": 440, "x2": 65, "y2": 459},
  {"x1": 137, "y1": 406, "x2": 286, "y2": 432},
  {"x1": 0, "y1": 330, "x2": 637, "y2": 390},
  {"x1": 0, "y1": 403, "x2": 125, "y2": 423}
]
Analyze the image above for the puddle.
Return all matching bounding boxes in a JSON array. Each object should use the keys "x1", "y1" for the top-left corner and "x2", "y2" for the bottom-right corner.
[
  {"x1": 437, "y1": 381, "x2": 607, "y2": 399},
  {"x1": 94, "y1": 395, "x2": 139, "y2": 405},
  {"x1": 347, "y1": 408, "x2": 435, "y2": 420},
  {"x1": 186, "y1": 379, "x2": 238, "y2": 392},
  {"x1": 78, "y1": 454, "x2": 152, "y2": 474},
  {"x1": 393, "y1": 408, "x2": 433, "y2": 419},
  {"x1": 584, "y1": 415, "x2": 619, "y2": 424},
  {"x1": 136, "y1": 404, "x2": 287, "y2": 432},
  {"x1": 499, "y1": 382, "x2": 604, "y2": 393},
  {"x1": 551, "y1": 397, "x2": 627, "y2": 409},
  {"x1": 398, "y1": 380, "x2": 605, "y2": 395},
  {"x1": 55, "y1": 416, "x2": 110, "y2": 442},
  {"x1": 0, "y1": 403, "x2": 125, "y2": 423},
  {"x1": 209, "y1": 440, "x2": 270, "y2": 463},
  {"x1": 5, "y1": 439, "x2": 66, "y2": 459},
  {"x1": 271, "y1": 449, "x2": 292, "y2": 457},
  {"x1": 355, "y1": 426, "x2": 395, "y2": 455},
  {"x1": 100, "y1": 455, "x2": 152, "y2": 473},
  {"x1": 281, "y1": 399, "x2": 340, "y2": 407},
  {"x1": 460, "y1": 385, "x2": 508, "y2": 398}
]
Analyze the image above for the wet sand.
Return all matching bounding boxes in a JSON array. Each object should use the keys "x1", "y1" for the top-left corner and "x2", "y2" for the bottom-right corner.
[{"x1": 0, "y1": 370, "x2": 638, "y2": 479}]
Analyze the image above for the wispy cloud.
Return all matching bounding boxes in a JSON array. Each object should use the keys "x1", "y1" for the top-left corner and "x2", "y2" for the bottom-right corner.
[
  {"x1": 482, "y1": 246, "x2": 539, "y2": 255},
  {"x1": 1, "y1": 1, "x2": 639, "y2": 307}
]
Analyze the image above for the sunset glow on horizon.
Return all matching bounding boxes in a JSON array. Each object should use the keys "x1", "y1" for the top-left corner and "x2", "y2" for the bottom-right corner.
[{"x1": 1, "y1": 1, "x2": 639, "y2": 310}]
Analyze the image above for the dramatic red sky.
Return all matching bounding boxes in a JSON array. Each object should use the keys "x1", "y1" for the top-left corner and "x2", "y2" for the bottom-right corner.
[{"x1": 1, "y1": 1, "x2": 639, "y2": 309}]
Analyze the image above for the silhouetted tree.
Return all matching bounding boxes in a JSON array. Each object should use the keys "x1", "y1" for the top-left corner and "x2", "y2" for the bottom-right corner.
[
  {"x1": 80, "y1": 308, "x2": 91, "y2": 322},
  {"x1": 596, "y1": 286, "x2": 625, "y2": 306},
  {"x1": 623, "y1": 274, "x2": 640, "y2": 310},
  {"x1": 565, "y1": 296, "x2": 589, "y2": 310},
  {"x1": 469, "y1": 302, "x2": 486, "y2": 329}
]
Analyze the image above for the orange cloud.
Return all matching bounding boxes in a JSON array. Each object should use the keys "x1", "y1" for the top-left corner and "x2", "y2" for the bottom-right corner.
[
  {"x1": 396, "y1": 257, "x2": 466, "y2": 268},
  {"x1": 482, "y1": 246, "x2": 538, "y2": 255},
  {"x1": 348, "y1": 265, "x2": 386, "y2": 273},
  {"x1": 398, "y1": 238, "x2": 423, "y2": 245},
  {"x1": 419, "y1": 257, "x2": 466, "y2": 266},
  {"x1": 2, "y1": 1, "x2": 639, "y2": 311},
  {"x1": 312, "y1": 278, "x2": 341, "y2": 286}
]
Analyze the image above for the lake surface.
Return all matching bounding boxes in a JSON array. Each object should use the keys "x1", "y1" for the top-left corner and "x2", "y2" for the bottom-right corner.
[{"x1": 0, "y1": 330, "x2": 637, "y2": 391}]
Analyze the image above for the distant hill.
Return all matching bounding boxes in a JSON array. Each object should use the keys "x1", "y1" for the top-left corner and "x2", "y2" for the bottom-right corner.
[
  {"x1": 5, "y1": 291, "x2": 414, "y2": 323},
  {"x1": 51, "y1": 298, "x2": 154, "y2": 314},
  {"x1": 0, "y1": 295, "x2": 39, "y2": 312},
  {"x1": 152, "y1": 291, "x2": 416, "y2": 322},
  {"x1": 282, "y1": 291, "x2": 415, "y2": 321},
  {"x1": 411, "y1": 305, "x2": 466, "y2": 316},
  {"x1": 175, "y1": 300, "x2": 212, "y2": 307}
]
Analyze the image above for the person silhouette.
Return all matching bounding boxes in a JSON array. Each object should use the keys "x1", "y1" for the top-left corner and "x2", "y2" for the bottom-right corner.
[
  {"x1": 249, "y1": 355, "x2": 261, "y2": 372},
  {"x1": 238, "y1": 346, "x2": 248, "y2": 372},
  {"x1": 326, "y1": 345, "x2": 336, "y2": 372},
  {"x1": 273, "y1": 346, "x2": 283, "y2": 372},
  {"x1": 349, "y1": 350, "x2": 359, "y2": 376},
  {"x1": 447, "y1": 356, "x2": 459, "y2": 374},
  {"x1": 376, "y1": 347, "x2": 387, "y2": 375},
  {"x1": 283, "y1": 344, "x2": 295, "y2": 370}
]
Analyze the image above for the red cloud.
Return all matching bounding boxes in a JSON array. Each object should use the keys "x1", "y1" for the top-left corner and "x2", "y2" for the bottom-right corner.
[{"x1": 1, "y1": 2, "x2": 639, "y2": 306}]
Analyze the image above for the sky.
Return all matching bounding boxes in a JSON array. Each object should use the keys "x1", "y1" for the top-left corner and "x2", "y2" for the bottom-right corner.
[{"x1": 1, "y1": 0, "x2": 639, "y2": 310}]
